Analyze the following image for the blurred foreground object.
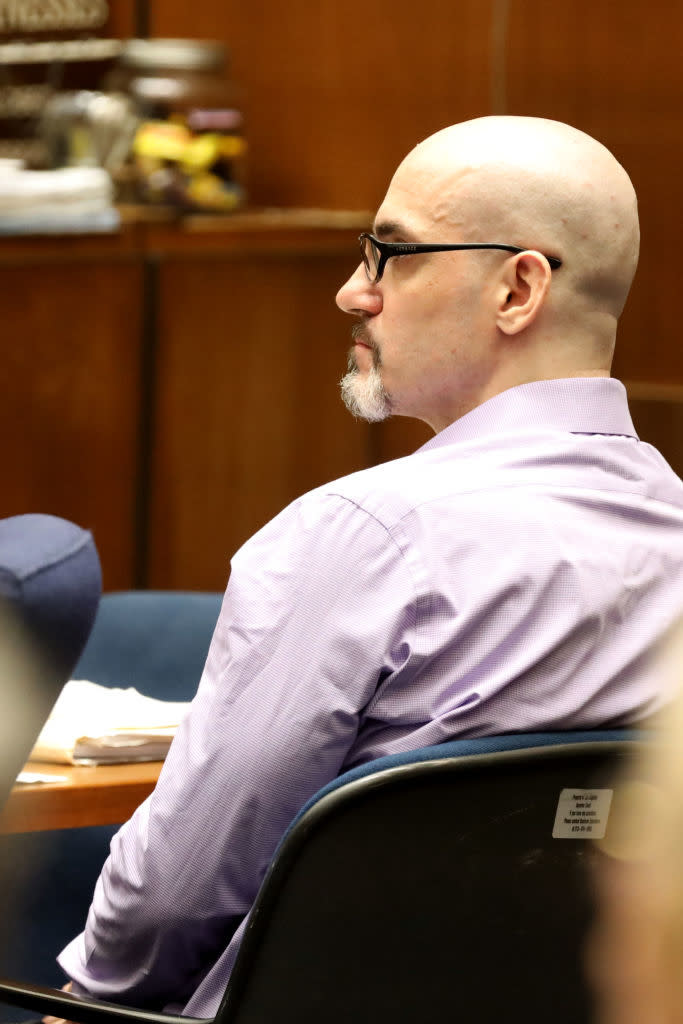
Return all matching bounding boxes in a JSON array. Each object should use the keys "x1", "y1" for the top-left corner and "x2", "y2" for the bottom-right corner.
[
  {"x1": 589, "y1": 622, "x2": 683, "y2": 1024},
  {"x1": 0, "y1": 514, "x2": 101, "y2": 810},
  {"x1": 105, "y1": 39, "x2": 246, "y2": 211}
]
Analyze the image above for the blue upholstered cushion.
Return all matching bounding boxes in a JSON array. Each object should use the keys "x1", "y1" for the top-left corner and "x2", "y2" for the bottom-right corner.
[
  {"x1": 0, "y1": 514, "x2": 101, "y2": 679},
  {"x1": 74, "y1": 590, "x2": 223, "y2": 700}
]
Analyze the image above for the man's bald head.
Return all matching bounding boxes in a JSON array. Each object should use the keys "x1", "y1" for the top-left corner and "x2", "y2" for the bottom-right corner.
[
  {"x1": 394, "y1": 116, "x2": 640, "y2": 322},
  {"x1": 337, "y1": 116, "x2": 641, "y2": 430}
]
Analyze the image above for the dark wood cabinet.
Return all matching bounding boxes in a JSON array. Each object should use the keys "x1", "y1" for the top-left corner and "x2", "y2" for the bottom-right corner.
[
  {"x1": 145, "y1": 218, "x2": 371, "y2": 588},
  {"x1": 1, "y1": 233, "x2": 145, "y2": 589}
]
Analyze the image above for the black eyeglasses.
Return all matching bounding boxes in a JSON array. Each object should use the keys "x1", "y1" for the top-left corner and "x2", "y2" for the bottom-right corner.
[{"x1": 359, "y1": 232, "x2": 562, "y2": 283}]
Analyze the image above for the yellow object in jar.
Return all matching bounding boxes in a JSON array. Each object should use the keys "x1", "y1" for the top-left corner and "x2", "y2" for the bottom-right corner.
[{"x1": 185, "y1": 171, "x2": 242, "y2": 211}]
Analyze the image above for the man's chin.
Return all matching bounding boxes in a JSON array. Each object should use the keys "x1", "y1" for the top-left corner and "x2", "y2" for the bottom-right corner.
[{"x1": 339, "y1": 367, "x2": 392, "y2": 422}]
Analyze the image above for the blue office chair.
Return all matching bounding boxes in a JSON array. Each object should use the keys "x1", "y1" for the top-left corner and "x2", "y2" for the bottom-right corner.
[
  {"x1": 0, "y1": 730, "x2": 642, "y2": 1024},
  {"x1": 0, "y1": 589, "x2": 222, "y2": 1022},
  {"x1": 0, "y1": 513, "x2": 101, "y2": 1016},
  {"x1": 74, "y1": 590, "x2": 223, "y2": 701},
  {"x1": 0, "y1": 513, "x2": 102, "y2": 812}
]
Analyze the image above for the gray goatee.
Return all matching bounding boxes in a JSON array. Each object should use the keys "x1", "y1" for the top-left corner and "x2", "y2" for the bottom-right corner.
[{"x1": 340, "y1": 342, "x2": 392, "y2": 422}]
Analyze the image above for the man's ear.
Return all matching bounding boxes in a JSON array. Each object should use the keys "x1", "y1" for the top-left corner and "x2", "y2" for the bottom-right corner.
[{"x1": 495, "y1": 251, "x2": 553, "y2": 336}]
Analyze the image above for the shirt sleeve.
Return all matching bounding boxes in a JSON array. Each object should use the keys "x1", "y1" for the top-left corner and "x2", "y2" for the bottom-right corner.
[{"x1": 57, "y1": 489, "x2": 417, "y2": 1008}]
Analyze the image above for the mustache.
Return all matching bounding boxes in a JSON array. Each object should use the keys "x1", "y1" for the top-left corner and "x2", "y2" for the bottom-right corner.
[{"x1": 350, "y1": 321, "x2": 381, "y2": 367}]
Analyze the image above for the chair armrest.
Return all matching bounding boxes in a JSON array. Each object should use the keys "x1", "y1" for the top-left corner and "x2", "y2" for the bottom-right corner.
[{"x1": 0, "y1": 978, "x2": 209, "y2": 1024}]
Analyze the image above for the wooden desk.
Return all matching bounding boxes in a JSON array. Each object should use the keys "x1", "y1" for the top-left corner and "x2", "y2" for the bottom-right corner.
[{"x1": 0, "y1": 761, "x2": 163, "y2": 834}]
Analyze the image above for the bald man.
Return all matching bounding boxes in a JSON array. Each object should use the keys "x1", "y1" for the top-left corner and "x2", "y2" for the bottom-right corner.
[
  {"x1": 59, "y1": 117, "x2": 683, "y2": 1016},
  {"x1": 338, "y1": 116, "x2": 638, "y2": 428}
]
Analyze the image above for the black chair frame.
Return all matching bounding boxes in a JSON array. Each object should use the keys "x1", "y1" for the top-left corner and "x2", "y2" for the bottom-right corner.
[{"x1": 0, "y1": 733, "x2": 640, "y2": 1024}]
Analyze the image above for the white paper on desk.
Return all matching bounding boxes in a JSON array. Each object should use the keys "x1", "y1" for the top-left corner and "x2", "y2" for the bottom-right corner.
[
  {"x1": 16, "y1": 771, "x2": 68, "y2": 784},
  {"x1": 30, "y1": 679, "x2": 191, "y2": 765}
]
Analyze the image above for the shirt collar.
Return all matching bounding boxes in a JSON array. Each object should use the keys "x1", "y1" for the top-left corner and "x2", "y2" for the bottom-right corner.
[{"x1": 418, "y1": 377, "x2": 638, "y2": 453}]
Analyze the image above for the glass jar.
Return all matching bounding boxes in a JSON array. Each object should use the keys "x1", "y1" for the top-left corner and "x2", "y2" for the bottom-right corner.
[
  {"x1": 0, "y1": 38, "x2": 122, "y2": 167},
  {"x1": 106, "y1": 38, "x2": 246, "y2": 212},
  {"x1": 0, "y1": 1, "x2": 117, "y2": 167}
]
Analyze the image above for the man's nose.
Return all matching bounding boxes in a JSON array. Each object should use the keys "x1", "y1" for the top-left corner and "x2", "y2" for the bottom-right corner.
[{"x1": 336, "y1": 262, "x2": 383, "y2": 317}]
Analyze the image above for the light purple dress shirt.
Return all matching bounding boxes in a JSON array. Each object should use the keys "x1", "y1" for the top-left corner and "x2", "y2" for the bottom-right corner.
[{"x1": 59, "y1": 377, "x2": 683, "y2": 1016}]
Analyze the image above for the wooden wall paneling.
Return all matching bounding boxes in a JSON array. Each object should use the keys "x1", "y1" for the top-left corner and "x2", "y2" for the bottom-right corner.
[
  {"x1": 146, "y1": 248, "x2": 372, "y2": 590},
  {"x1": 371, "y1": 417, "x2": 433, "y2": 466},
  {"x1": 504, "y1": 0, "x2": 683, "y2": 386},
  {"x1": 1, "y1": 254, "x2": 145, "y2": 590},
  {"x1": 107, "y1": 0, "x2": 138, "y2": 38},
  {"x1": 148, "y1": 0, "x2": 496, "y2": 208},
  {"x1": 627, "y1": 391, "x2": 683, "y2": 480},
  {"x1": 610, "y1": 132, "x2": 683, "y2": 386}
]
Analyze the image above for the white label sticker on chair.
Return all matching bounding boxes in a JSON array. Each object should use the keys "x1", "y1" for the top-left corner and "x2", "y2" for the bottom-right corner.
[{"x1": 552, "y1": 788, "x2": 613, "y2": 839}]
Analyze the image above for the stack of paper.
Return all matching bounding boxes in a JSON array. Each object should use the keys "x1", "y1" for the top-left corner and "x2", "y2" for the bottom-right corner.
[
  {"x1": 0, "y1": 165, "x2": 120, "y2": 235},
  {"x1": 30, "y1": 679, "x2": 191, "y2": 765}
]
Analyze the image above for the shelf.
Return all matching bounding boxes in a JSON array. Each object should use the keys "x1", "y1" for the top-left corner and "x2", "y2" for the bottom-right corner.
[
  {"x1": 0, "y1": 206, "x2": 372, "y2": 262},
  {"x1": 138, "y1": 205, "x2": 372, "y2": 257}
]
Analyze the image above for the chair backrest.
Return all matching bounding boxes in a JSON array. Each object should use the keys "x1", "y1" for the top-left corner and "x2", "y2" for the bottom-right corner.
[
  {"x1": 218, "y1": 731, "x2": 642, "y2": 1024},
  {"x1": 0, "y1": 514, "x2": 101, "y2": 812},
  {"x1": 73, "y1": 590, "x2": 223, "y2": 700}
]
